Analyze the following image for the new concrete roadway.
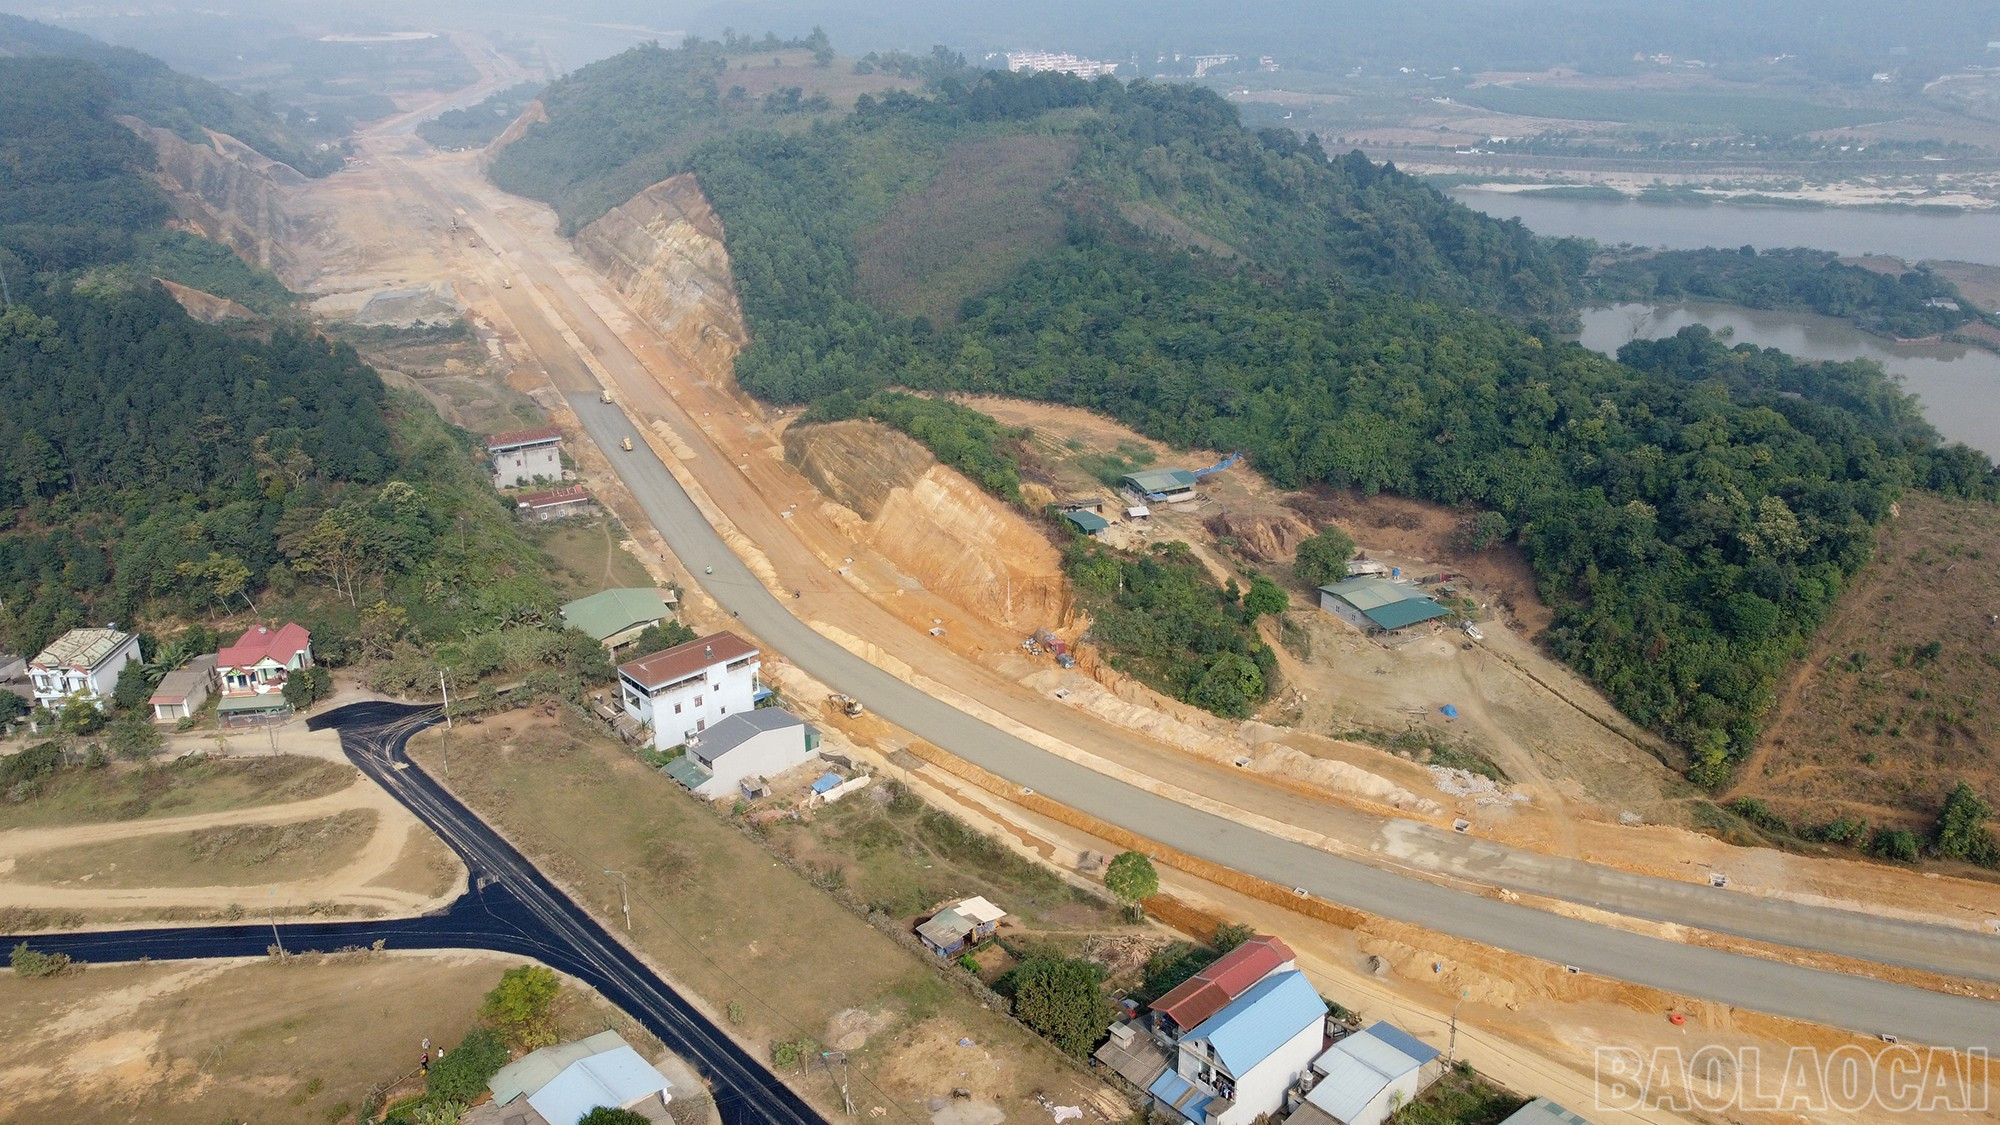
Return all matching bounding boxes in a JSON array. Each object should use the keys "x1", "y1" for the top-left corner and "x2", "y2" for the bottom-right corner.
[
  {"x1": 565, "y1": 390, "x2": 2000, "y2": 1051},
  {"x1": 3, "y1": 703, "x2": 822, "y2": 1125}
]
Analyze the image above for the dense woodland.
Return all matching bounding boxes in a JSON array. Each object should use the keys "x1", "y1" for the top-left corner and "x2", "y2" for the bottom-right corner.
[
  {"x1": 0, "y1": 40, "x2": 597, "y2": 715},
  {"x1": 1589, "y1": 247, "x2": 1989, "y2": 340},
  {"x1": 491, "y1": 49, "x2": 2000, "y2": 779}
]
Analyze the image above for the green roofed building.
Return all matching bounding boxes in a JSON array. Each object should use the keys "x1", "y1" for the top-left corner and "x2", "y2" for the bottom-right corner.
[
  {"x1": 1063, "y1": 509, "x2": 1110, "y2": 535},
  {"x1": 1122, "y1": 468, "x2": 1199, "y2": 503},
  {"x1": 559, "y1": 588, "x2": 677, "y2": 651},
  {"x1": 1317, "y1": 577, "x2": 1451, "y2": 634}
]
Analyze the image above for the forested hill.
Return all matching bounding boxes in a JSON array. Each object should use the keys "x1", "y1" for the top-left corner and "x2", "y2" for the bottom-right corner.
[
  {"x1": 488, "y1": 45, "x2": 2000, "y2": 783},
  {"x1": 0, "y1": 14, "x2": 340, "y2": 177},
  {"x1": 488, "y1": 44, "x2": 1586, "y2": 321}
]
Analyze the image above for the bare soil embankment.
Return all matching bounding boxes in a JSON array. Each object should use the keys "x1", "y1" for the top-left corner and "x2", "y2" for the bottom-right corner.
[
  {"x1": 785, "y1": 419, "x2": 1070, "y2": 630},
  {"x1": 129, "y1": 119, "x2": 305, "y2": 279}
]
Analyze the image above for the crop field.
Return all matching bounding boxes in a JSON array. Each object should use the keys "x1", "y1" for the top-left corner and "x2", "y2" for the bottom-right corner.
[{"x1": 1457, "y1": 86, "x2": 1885, "y2": 134}]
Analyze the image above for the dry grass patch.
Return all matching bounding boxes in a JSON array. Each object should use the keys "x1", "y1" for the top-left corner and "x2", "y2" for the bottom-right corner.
[
  {"x1": 11, "y1": 810, "x2": 379, "y2": 889},
  {"x1": 366, "y1": 824, "x2": 465, "y2": 898},
  {"x1": 0, "y1": 756, "x2": 355, "y2": 831},
  {"x1": 406, "y1": 715, "x2": 1120, "y2": 1121},
  {"x1": 0, "y1": 951, "x2": 656, "y2": 1125},
  {"x1": 1743, "y1": 490, "x2": 2000, "y2": 834}
]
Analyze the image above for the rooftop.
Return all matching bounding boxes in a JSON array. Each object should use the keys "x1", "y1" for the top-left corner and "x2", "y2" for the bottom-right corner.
[
  {"x1": 694, "y1": 708, "x2": 812, "y2": 761},
  {"x1": 1064, "y1": 509, "x2": 1110, "y2": 533},
  {"x1": 1496, "y1": 1097, "x2": 1595, "y2": 1125},
  {"x1": 148, "y1": 654, "x2": 218, "y2": 705},
  {"x1": 618, "y1": 631, "x2": 758, "y2": 690},
  {"x1": 1123, "y1": 468, "x2": 1199, "y2": 495},
  {"x1": 1153, "y1": 935, "x2": 1295, "y2": 1030},
  {"x1": 562, "y1": 588, "x2": 675, "y2": 642},
  {"x1": 1319, "y1": 577, "x2": 1452, "y2": 631},
  {"x1": 1186, "y1": 969, "x2": 1324, "y2": 1075},
  {"x1": 527, "y1": 1044, "x2": 670, "y2": 1125},
  {"x1": 490, "y1": 1030, "x2": 627, "y2": 1106},
  {"x1": 517, "y1": 484, "x2": 594, "y2": 509},
  {"x1": 485, "y1": 426, "x2": 564, "y2": 451},
  {"x1": 31, "y1": 628, "x2": 135, "y2": 671},
  {"x1": 1306, "y1": 1021, "x2": 1440, "y2": 1124},
  {"x1": 216, "y1": 623, "x2": 310, "y2": 670}
]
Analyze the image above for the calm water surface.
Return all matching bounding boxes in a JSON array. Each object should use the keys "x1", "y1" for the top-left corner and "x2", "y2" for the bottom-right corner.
[
  {"x1": 1575, "y1": 302, "x2": 2000, "y2": 457},
  {"x1": 1449, "y1": 189, "x2": 2000, "y2": 267}
]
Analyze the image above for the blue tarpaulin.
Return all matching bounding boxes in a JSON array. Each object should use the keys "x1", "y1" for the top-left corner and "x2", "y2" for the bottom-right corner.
[
  {"x1": 811, "y1": 771, "x2": 843, "y2": 794},
  {"x1": 1439, "y1": 704, "x2": 1460, "y2": 719}
]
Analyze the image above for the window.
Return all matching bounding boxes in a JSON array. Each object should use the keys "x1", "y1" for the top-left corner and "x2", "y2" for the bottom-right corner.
[
  {"x1": 696, "y1": 719, "x2": 705, "y2": 732},
  {"x1": 674, "y1": 703, "x2": 682, "y2": 714},
  {"x1": 694, "y1": 695, "x2": 703, "y2": 707}
]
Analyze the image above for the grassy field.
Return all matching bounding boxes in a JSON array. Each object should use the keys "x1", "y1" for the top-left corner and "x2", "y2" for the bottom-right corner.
[
  {"x1": 0, "y1": 756, "x2": 355, "y2": 831},
  {"x1": 766, "y1": 781, "x2": 1124, "y2": 928},
  {"x1": 406, "y1": 716, "x2": 1123, "y2": 1120},
  {"x1": 0, "y1": 952, "x2": 660, "y2": 1125},
  {"x1": 1457, "y1": 86, "x2": 1882, "y2": 133},
  {"x1": 11, "y1": 809, "x2": 378, "y2": 889},
  {"x1": 853, "y1": 134, "x2": 1079, "y2": 323},
  {"x1": 1742, "y1": 491, "x2": 2000, "y2": 837},
  {"x1": 536, "y1": 515, "x2": 659, "y2": 600}
]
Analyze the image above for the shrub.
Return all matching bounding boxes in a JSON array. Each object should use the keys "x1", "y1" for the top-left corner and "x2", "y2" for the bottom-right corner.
[
  {"x1": 481, "y1": 964, "x2": 561, "y2": 1050},
  {"x1": 425, "y1": 1026, "x2": 509, "y2": 1105},
  {"x1": 10, "y1": 942, "x2": 75, "y2": 977},
  {"x1": 1104, "y1": 851, "x2": 1159, "y2": 903},
  {"x1": 1866, "y1": 827, "x2": 1921, "y2": 863},
  {"x1": 1001, "y1": 955, "x2": 1114, "y2": 1059}
]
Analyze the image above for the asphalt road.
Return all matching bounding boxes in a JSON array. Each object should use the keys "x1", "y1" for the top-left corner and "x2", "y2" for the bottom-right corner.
[
  {"x1": 567, "y1": 392, "x2": 2000, "y2": 1051},
  {"x1": 3, "y1": 703, "x2": 822, "y2": 1125},
  {"x1": 379, "y1": 120, "x2": 2000, "y2": 996}
]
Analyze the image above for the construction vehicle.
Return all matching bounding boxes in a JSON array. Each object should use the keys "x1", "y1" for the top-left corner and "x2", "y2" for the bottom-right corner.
[
  {"x1": 620, "y1": 437, "x2": 633, "y2": 452},
  {"x1": 599, "y1": 389, "x2": 614, "y2": 404},
  {"x1": 1462, "y1": 621, "x2": 1484, "y2": 642},
  {"x1": 828, "y1": 693, "x2": 864, "y2": 717},
  {"x1": 501, "y1": 278, "x2": 512, "y2": 289}
]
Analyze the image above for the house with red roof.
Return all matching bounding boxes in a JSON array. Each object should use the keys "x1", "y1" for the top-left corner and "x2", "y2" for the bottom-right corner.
[
  {"x1": 486, "y1": 426, "x2": 565, "y2": 489},
  {"x1": 214, "y1": 623, "x2": 313, "y2": 725},
  {"x1": 1095, "y1": 935, "x2": 1303, "y2": 1101}
]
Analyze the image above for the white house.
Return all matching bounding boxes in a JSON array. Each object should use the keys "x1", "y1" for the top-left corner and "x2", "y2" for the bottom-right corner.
[
  {"x1": 1295, "y1": 1021, "x2": 1442, "y2": 1125},
  {"x1": 619, "y1": 631, "x2": 760, "y2": 748},
  {"x1": 486, "y1": 426, "x2": 565, "y2": 489},
  {"x1": 660, "y1": 709, "x2": 821, "y2": 801},
  {"x1": 1148, "y1": 969, "x2": 1326, "y2": 1125},
  {"x1": 29, "y1": 628, "x2": 142, "y2": 712},
  {"x1": 213, "y1": 623, "x2": 313, "y2": 726}
]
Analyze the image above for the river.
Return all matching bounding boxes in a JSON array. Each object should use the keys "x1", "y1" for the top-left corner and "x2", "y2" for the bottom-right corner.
[
  {"x1": 1575, "y1": 301, "x2": 2000, "y2": 455},
  {"x1": 1449, "y1": 188, "x2": 2000, "y2": 268}
]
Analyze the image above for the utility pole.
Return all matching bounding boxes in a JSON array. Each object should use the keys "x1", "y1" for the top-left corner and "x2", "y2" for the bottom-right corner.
[
  {"x1": 269, "y1": 888, "x2": 286, "y2": 958},
  {"x1": 603, "y1": 869, "x2": 630, "y2": 931},
  {"x1": 438, "y1": 670, "x2": 453, "y2": 778},
  {"x1": 1446, "y1": 988, "x2": 1467, "y2": 1068}
]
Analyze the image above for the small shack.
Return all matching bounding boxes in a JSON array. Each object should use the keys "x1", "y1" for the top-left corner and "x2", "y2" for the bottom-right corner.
[
  {"x1": 915, "y1": 895, "x2": 1008, "y2": 956},
  {"x1": 1063, "y1": 509, "x2": 1111, "y2": 536},
  {"x1": 515, "y1": 485, "x2": 596, "y2": 522},
  {"x1": 561, "y1": 588, "x2": 677, "y2": 651}
]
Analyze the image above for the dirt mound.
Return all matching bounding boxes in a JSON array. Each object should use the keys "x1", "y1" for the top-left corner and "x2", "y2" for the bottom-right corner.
[
  {"x1": 572, "y1": 173, "x2": 747, "y2": 385},
  {"x1": 785, "y1": 420, "x2": 1068, "y2": 628},
  {"x1": 154, "y1": 279, "x2": 259, "y2": 323},
  {"x1": 826, "y1": 1007, "x2": 893, "y2": 1051},
  {"x1": 1203, "y1": 509, "x2": 1316, "y2": 562}
]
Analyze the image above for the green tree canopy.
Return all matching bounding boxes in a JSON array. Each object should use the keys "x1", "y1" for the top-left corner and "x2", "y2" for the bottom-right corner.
[
  {"x1": 425, "y1": 1026, "x2": 510, "y2": 1105},
  {"x1": 481, "y1": 964, "x2": 562, "y2": 1050},
  {"x1": 1932, "y1": 782, "x2": 1998, "y2": 867},
  {"x1": 1294, "y1": 527, "x2": 1359, "y2": 589},
  {"x1": 1242, "y1": 575, "x2": 1289, "y2": 619},
  {"x1": 1104, "y1": 850, "x2": 1159, "y2": 902},
  {"x1": 579, "y1": 1109, "x2": 652, "y2": 1125},
  {"x1": 1003, "y1": 955, "x2": 1114, "y2": 1060}
]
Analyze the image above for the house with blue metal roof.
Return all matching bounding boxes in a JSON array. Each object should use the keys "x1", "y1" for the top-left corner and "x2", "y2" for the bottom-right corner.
[
  {"x1": 1293, "y1": 1020, "x2": 1442, "y2": 1125},
  {"x1": 1147, "y1": 969, "x2": 1327, "y2": 1125}
]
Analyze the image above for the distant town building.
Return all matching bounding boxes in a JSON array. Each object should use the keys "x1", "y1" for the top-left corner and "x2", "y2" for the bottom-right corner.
[
  {"x1": 619, "y1": 631, "x2": 761, "y2": 748},
  {"x1": 485, "y1": 426, "x2": 565, "y2": 489},
  {"x1": 1004, "y1": 50, "x2": 1120, "y2": 78},
  {"x1": 29, "y1": 628, "x2": 142, "y2": 712}
]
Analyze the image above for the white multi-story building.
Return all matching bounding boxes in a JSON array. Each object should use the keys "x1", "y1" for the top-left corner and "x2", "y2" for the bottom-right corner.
[
  {"x1": 485, "y1": 426, "x2": 565, "y2": 489},
  {"x1": 618, "y1": 631, "x2": 760, "y2": 748},
  {"x1": 28, "y1": 628, "x2": 143, "y2": 712},
  {"x1": 1148, "y1": 969, "x2": 1327, "y2": 1125}
]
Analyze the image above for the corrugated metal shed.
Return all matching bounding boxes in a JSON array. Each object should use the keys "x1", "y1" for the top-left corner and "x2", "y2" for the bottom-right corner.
[
  {"x1": 1064, "y1": 510, "x2": 1111, "y2": 534},
  {"x1": 1305, "y1": 1021, "x2": 1436, "y2": 1124},
  {"x1": 527, "y1": 1043, "x2": 671, "y2": 1125},
  {"x1": 1496, "y1": 1096, "x2": 1595, "y2": 1125},
  {"x1": 1318, "y1": 578, "x2": 1451, "y2": 631}
]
